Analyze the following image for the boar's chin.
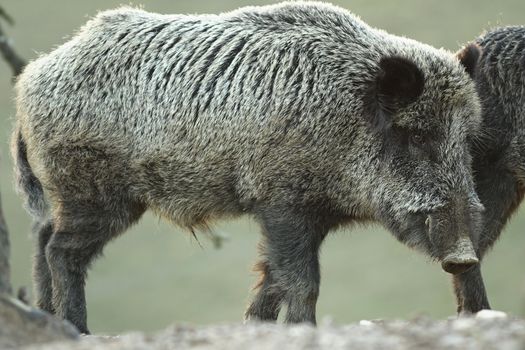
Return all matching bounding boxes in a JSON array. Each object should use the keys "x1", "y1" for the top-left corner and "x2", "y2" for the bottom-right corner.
[
  {"x1": 382, "y1": 211, "x2": 435, "y2": 258},
  {"x1": 394, "y1": 226, "x2": 434, "y2": 256}
]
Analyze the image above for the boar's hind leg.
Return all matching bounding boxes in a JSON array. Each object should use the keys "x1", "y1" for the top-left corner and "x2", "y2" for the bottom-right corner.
[
  {"x1": 33, "y1": 220, "x2": 55, "y2": 314},
  {"x1": 45, "y1": 199, "x2": 145, "y2": 334},
  {"x1": 247, "y1": 207, "x2": 328, "y2": 325}
]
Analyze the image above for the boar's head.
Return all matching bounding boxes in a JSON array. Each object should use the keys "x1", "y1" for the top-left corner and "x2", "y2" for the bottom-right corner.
[{"x1": 361, "y1": 46, "x2": 483, "y2": 274}]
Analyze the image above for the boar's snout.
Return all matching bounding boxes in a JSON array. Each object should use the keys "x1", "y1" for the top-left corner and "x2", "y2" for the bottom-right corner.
[{"x1": 441, "y1": 238, "x2": 478, "y2": 275}]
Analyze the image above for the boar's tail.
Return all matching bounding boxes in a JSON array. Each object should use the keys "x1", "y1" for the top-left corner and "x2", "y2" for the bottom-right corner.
[{"x1": 12, "y1": 127, "x2": 48, "y2": 221}]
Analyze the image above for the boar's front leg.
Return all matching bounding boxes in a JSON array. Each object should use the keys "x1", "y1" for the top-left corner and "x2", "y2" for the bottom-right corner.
[
  {"x1": 453, "y1": 265, "x2": 490, "y2": 314},
  {"x1": 244, "y1": 256, "x2": 285, "y2": 321},
  {"x1": 246, "y1": 206, "x2": 328, "y2": 324},
  {"x1": 453, "y1": 164, "x2": 523, "y2": 313}
]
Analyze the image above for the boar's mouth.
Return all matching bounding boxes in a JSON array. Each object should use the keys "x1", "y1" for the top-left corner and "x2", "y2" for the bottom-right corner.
[
  {"x1": 382, "y1": 204, "x2": 480, "y2": 276},
  {"x1": 425, "y1": 210, "x2": 480, "y2": 275}
]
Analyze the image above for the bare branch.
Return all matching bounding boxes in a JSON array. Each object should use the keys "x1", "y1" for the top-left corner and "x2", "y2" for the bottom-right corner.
[
  {"x1": 0, "y1": 6, "x2": 15, "y2": 25},
  {"x1": 0, "y1": 6, "x2": 26, "y2": 78}
]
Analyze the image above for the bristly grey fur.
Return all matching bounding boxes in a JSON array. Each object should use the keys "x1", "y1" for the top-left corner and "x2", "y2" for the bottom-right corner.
[
  {"x1": 12, "y1": 1, "x2": 482, "y2": 333},
  {"x1": 452, "y1": 26, "x2": 525, "y2": 315}
]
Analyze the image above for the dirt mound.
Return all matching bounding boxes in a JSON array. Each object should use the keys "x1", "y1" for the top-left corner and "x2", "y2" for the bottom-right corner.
[{"x1": 9, "y1": 310, "x2": 525, "y2": 350}]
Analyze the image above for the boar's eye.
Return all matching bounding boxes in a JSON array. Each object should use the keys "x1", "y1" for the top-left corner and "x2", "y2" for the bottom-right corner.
[{"x1": 409, "y1": 132, "x2": 426, "y2": 147}]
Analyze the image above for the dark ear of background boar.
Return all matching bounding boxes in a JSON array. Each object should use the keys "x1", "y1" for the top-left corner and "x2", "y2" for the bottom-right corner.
[
  {"x1": 457, "y1": 43, "x2": 481, "y2": 78},
  {"x1": 452, "y1": 26, "x2": 525, "y2": 315},
  {"x1": 11, "y1": 2, "x2": 483, "y2": 334}
]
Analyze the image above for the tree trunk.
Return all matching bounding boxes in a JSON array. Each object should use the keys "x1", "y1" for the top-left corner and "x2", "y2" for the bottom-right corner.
[
  {"x1": 0, "y1": 7, "x2": 80, "y2": 346},
  {"x1": 0, "y1": 6, "x2": 19, "y2": 297},
  {"x1": 0, "y1": 191, "x2": 11, "y2": 295}
]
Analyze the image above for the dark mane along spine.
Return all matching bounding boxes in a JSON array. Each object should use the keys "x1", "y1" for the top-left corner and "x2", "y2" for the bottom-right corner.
[{"x1": 476, "y1": 26, "x2": 525, "y2": 91}]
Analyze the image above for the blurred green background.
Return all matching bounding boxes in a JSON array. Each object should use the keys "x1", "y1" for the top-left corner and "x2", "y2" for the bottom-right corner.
[{"x1": 1, "y1": 0, "x2": 524, "y2": 335}]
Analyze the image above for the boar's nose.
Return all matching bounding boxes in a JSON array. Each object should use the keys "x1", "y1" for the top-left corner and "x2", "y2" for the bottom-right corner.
[
  {"x1": 441, "y1": 238, "x2": 479, "y2": 275},
  {"x1": 441, "y1": 256, "x2": 478, "y2": 275}
]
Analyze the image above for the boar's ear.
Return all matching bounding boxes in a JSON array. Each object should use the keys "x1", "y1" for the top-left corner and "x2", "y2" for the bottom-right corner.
[
  {"x1": 456, "y1": 43, "x2": 481, "y2": 78},
  {"x1": 366, "y1": 56, "x2": 425, "y2": 131}
]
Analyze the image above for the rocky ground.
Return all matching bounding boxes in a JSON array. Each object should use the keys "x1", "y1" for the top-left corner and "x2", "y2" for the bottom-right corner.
[{"x1": 2, "y1": 305, "x2": 525, "y2": 350}]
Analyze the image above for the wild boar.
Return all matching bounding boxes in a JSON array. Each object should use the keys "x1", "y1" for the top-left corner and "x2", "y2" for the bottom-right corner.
[
  {"x1": 453, "y1": 26, "x2": 525, "y2": 314},
  {"x1": 12, "y1": 2, "x2": 482, "y2": 333}
]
